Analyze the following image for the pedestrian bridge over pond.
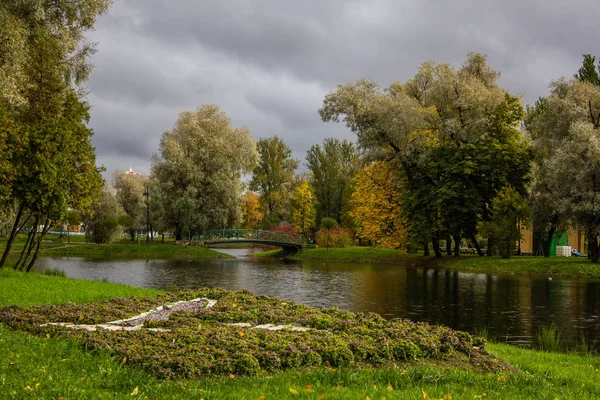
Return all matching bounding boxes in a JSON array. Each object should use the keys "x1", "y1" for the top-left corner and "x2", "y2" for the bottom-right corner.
[{"x1": 201, "y1": 229, "x2": 313, "y2": 254}]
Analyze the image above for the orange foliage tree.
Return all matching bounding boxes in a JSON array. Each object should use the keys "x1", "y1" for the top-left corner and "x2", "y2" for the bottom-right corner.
[
  {"x1": 349, "y1": 162, "x2": 406, "y2": 249},
  {"x1": 241, "y1": 191, "x2": 263, "y2": 229}
]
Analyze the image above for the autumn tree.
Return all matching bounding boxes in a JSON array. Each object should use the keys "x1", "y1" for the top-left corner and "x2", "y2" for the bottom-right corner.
[
  {"x1": 241, "y1": 191, "x2": 263, "y2": 229},
  {"x1": 290, "y1": 180, "x2": 316, "y2": 236},
  {"x1": 113, "y1": 171, "x2": 149, "y2": 241},
  {"x1": 349, "y1": 162, "x2": 406, "y2": 249},
  {"x1": 320, "y1": 53, "x2": 531, "y2": 256},
  {"x1": 151, "y1": 105, "x2": 258, "y2": 240},
  {"x1": 306, "y1": 138, "x2": 359, "y2": 225},
  {"x1": 249, "y1": 136, "x2": 299, "y2": 227}
]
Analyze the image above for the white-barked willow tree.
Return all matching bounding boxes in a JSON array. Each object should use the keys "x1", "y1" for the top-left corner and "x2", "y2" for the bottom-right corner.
[{"x1": 151, "y1": 105, "x2": 258, "y2": 240}]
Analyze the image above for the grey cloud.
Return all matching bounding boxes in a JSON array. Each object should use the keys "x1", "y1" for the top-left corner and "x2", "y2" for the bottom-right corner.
[{"x1": 85, "y1": 0, "x2": 599, "y2": 179}]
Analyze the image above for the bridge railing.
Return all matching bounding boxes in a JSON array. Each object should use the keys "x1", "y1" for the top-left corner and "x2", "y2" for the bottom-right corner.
[{"x1": 202, "y1": 229, "x2": 304, "y2": 245}]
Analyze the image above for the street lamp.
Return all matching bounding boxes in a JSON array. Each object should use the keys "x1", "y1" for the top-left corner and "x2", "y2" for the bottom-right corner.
[{"x1": 143, "y1": 185, "x2": 150, "y2": 243}]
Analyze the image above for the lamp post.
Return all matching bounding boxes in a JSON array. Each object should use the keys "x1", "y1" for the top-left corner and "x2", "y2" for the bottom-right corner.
[{"x1": 143, "y1": 185, "x2": 150, "y2": 243}]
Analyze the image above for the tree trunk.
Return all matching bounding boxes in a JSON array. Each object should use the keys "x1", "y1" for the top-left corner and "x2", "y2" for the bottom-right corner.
[
  {"x1": 423, "y1": 240, "x2": 430, "y2": 256},
  {"x1": 542, "y1": 215, "x2": 559, "y2": 257},
  {"x1": 15, "y1": 214, "x2": 40, "y2": 271},
  {"x1": 471, "y1": 234, "x2": 484, "y2": 256},
  {"x1": 161, "y1": 232, "x2": 165, "y2": 244},
  {"x1": 26, "y1": 218, "x2": 51, "y2": 272},
  {"x1": 0, "y1": 203, "x2": 24, "y2": 268},
  {"x1": 453, "y1": 234, "x2": 461, "y2": 257},
  {"x1": 175, "y1": 224, "x2": 182, "y2": 241},
  {"x1": 13, "y1": 223, "x2": 35, "y2": 271},
  {"x1": 432, "y1": 235, "x2": 442, "y2": 257},
  {"x1": 129, "y1": 228, "x2": 136, "y2": 242},
  {"x1": 587, "y1": 228, "x2": 599, "y2": 263},
  {"x1": 446, "y1": 236, "x2": 452, "y2": 256}
]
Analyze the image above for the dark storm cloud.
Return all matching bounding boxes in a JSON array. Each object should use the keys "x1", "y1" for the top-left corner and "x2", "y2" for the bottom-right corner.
[{"x1": 85, "y1": 0, "x2": 600, "y2": 178}]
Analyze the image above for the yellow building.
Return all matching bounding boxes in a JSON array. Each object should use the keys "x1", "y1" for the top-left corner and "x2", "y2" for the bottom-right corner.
[{"x1": 519, "y1": 226, "x2": 586, "y2": 256}]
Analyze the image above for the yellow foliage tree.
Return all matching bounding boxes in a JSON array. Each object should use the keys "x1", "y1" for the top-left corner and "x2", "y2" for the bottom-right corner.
[
  {"x1": 291, "y1": 180, "x2": 316, "y2": 234},
  {"x1": 241, "y1": 191, "x2": 263, "y2": 229},
  {"x1": 349, "y1": 162, "x2": 406, "y2": 249}
]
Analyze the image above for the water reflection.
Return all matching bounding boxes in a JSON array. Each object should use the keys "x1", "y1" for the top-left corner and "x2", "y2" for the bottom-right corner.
[{"x1": 37, "y1": 254, "x2": 600, "y2": 348}]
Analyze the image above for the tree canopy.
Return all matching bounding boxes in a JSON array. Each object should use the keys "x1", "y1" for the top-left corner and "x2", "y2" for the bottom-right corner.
[
  {"x1": 151, "y1": 105, "x2": 258, "y2": 240},
  {"x1": 249, "y1": 136, "x2": 299, "y2": 227},
  {"x1": 320, "y1": 53, "x2": 532, "y2": 256},
  {"x1": 0, "y1": 0, "x2": 109, "y2": 270},
  {"x1": 306, "y1": 138, "x2": 359, "y2": 225}
]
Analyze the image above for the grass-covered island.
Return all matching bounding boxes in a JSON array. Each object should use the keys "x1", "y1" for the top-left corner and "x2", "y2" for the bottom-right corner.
[
  {"x1": 259, "y1": 247, "x2": 600, "y2": 279},
  {"x1": 1, "y1": 269, "x2": 600, "y2": 399}
]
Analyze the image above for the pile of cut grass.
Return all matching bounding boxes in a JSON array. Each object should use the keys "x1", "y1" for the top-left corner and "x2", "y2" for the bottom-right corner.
[
  {"x1": 0, "y1": 287, "x2": 497, "y2": 379},
  {"x1": 2, "y1": 269, "x2": 600, "y2": 398}
]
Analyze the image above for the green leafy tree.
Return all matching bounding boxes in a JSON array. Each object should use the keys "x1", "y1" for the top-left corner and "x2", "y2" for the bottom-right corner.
[
  {"x1": 526, "y1": 77, "x2": 600, "y2": 262},
  {"x1": 113, "y1": 171, "x2": 149, "y2": 241},
  {"x1": 306, "y1": 138, "x2": 359, "y2": 225},
  {"x1": 479, "y1": 187, "x2": 530, "y2": 258},
  {"x1": 84, "y1": 184, "x2": 126, "y2": 244},
  {"x1": 250, "y1": 136, "x2": 298, "y2": 227},
  {"x1": 0, "y1": 0, "x2": 109, "y2": 270},
  {"x1": 320, "y1": 53, "x2": 531, "y2": 257},
  {"x1": 151, "y1": 105, "x2": 258, "y2": 240},
  {"x1": 575, "y1": 54, "x2": 600, "y2": 86}
]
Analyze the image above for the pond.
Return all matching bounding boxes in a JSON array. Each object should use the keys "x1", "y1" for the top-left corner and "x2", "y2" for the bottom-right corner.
[{"x1": 37, "y1": 248, "x2": 600, "y2": 349}]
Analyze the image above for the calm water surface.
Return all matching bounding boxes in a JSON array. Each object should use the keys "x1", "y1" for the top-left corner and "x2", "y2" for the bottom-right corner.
[{"x1": 37, "y1": 249, "x2": 600, "y2": 348}]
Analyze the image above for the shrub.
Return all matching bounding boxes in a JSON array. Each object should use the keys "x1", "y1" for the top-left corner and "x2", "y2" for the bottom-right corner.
[{"x1": 316, "y1": 228, "x2": 353, "y2": 248}]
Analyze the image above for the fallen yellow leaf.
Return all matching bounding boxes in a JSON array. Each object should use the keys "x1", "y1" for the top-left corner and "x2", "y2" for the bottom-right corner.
[
  {"x1": 289, "y1": 387, "x2": 299, "y2": 396},
  {"x1": 130, "y1": 386, "x2": 139, "y2": 396},
  {"x1": 387, "y1": 384, "x2": 393, "y2": 391},
  {"x1": 304, "y1": 384, "x2": 314, "y2": 392}
]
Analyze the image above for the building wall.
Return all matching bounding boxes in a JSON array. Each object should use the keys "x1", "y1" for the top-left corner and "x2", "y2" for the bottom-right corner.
[{"x1": 519, "y1": 226, "x2": 586, "y2": 255}]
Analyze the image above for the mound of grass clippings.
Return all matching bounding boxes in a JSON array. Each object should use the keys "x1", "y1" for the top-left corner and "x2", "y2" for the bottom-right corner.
[{"x1": 0, "y1": 288, "x2": 507, "y2": 379}]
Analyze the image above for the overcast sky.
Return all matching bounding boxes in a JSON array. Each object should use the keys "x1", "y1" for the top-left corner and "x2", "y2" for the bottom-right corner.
[{"x1": 86, "y1": 0, "x2": 598, "y2": 179}]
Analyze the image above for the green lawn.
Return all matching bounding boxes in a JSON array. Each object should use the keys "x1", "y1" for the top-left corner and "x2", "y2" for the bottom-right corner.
[
  {"x1": 1, "y1": 234, "x2": 230, "y2": 261},
  {"x1": 1, "y1": 269, "x2": 600, "y2": 398}
]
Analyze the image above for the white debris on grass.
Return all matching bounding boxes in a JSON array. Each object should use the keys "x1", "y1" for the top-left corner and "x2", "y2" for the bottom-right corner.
[
  {"x1": 40, "y1": 297, "x2": 216, "y2": 332},
  {"x1": 40, "y1": 297, "x2": 312, "y2": 333}
]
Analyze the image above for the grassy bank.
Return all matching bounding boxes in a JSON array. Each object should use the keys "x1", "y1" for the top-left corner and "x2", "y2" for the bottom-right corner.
[
  {"x1": 1, "y1": 269, "x2": 600, "y2": 399},
  {"x1": 286, "y1": 247, "x2": 428, "y2": 265},
  {"x1": 1, "y1": 234, "x2": 230, "y2": 260},
  {"x1": 261, "y1": 247, "x2": 600, "y2": 278},
  {"x1": 37, "y1": 242, "x2": 230, "y2": 259}
]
